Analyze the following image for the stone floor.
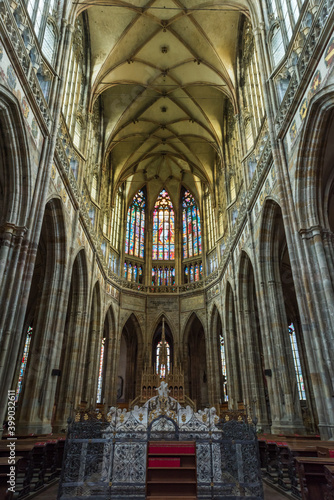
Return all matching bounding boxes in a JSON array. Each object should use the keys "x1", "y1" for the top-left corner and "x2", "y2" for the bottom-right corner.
[{"x1": 31, "y1": 480, "x2": 289, "y2": 499}]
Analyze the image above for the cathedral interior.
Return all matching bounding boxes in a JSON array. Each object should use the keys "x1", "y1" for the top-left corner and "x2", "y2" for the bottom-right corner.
[{"x1": 1, "y1": 0, "x2": 334, "y2": 457}]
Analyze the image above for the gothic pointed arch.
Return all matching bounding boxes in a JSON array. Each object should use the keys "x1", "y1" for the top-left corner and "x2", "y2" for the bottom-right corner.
[
  {"x1": 295, "y1": 87, "x2": 334, "y2": 228},
  {"x1": 258, "y1": 198, "x2": 316, "y2": 434},
  {"x1": 151, "y1": 316, "x2": 174, "y2": 378},
  {"x1": 15, "y1": 198, "x2": 67, "y2": 433},
  {"x1": 183, "y1": 312, "x2": 208, "y2": 409},
  {"x1": 238, "y1": 250, "x2": 271, "y2": 431},
  {"x1": 119, "y1": 313, "x2": 143, "y2": 403},
  {"x1": 0, "y1": 85, "x2": 31, "y2": 228},
  {"x1": 82, "y1": 280, "x2": 102, "y2": 404},
  {"x1": 97, "y1": 304, "x2": 116, "y2": 405},
  {"x1": 224, "y1": 281, "x2": 242, "y2": 408},
  {"x1": 53, "y1": 248, "x2": 89, "y2": 431}
]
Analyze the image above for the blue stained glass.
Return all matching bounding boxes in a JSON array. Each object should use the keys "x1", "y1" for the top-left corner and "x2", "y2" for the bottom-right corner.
[
  {"x1": 190, "y1": 265, "x2": 194, "y2": 282},
  {"x1": 124, "y1": 262, "x2": 127, "y2": 278},
  {"x1": 134, "y1": 265, "x2": 138, "y2": 281},
  {"x1": 195, "y1": 264, "x2": 199, "y2": 281}
]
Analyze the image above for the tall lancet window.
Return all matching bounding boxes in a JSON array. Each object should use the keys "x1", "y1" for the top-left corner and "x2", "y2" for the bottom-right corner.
[
  {"x1": 220, "y1": 334, "x2": 228, "y2": 401},
  {"x1": 152, "y1": 189, "x2": 175, "y2": 260},
  {"x1": 156, "y1": 340, "x2": 171, "y2": 379},
  {"x1": 125, "y1": 189, "x2": 145, "y2": 258},
  {"x1": 289, "y1": 323, "x2": 306, "y2": 400},
  {"x1": 96, "y1": 338, "x2": 106, "y2": 404},
  {"x1": 16, "y1": 326, "x2": 33, "y2": 401},
  {"x1": 182, "y1": 189, "x2": 202, "y2": 258}
]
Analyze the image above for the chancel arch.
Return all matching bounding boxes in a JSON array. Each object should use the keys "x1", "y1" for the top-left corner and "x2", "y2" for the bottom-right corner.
[{"x1": 183, "y1": 312, "x2": 209, "y2": 410}]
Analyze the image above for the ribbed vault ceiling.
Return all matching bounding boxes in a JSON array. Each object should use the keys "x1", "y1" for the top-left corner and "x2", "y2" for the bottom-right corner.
[{"x1": 82, "y1": 0, "x2": 246, "y2": 203}]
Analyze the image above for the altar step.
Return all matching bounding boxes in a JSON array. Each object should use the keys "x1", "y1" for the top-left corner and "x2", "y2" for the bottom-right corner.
[{"x1": 146, "y1": 441, "x2": 197, "y2": 499}]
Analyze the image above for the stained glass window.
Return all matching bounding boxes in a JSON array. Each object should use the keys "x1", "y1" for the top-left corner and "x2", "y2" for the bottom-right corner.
[
  {"x1": 96, "y1": 338, "x2": 105, "y2": 404},
  {"x1": 16, "y1": 326, "x2": 33, "y2": 401},
  {"x1": 125, "y1": 190, "x2": 145, "y2": 258},
  {"x1": 182, "y1": 190, "x2": 202, "y2": 259},
  {"x1": 156, "y1": 340, "x2": 170, "y2": 378},
  {"x1": 152, "y1": 266, "x2": 175, "y2": 286},
  {"x1": 289, "y1": 323, "x2": 306, "y2": 400},
  {"x1": 152, "y1": 189, "x2": 175, "y2": 260},
  {"x1": 220, "y1": 334, "x2": 228, "y2": 401}
]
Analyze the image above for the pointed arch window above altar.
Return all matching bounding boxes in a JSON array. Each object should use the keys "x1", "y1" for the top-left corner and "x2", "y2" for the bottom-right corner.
[
  {"x1": 156, "y1": 340, "x2": 170, "y2": 378},
  {"x1": 152, "y1": 189, "x2": 175, "y2": 260}
]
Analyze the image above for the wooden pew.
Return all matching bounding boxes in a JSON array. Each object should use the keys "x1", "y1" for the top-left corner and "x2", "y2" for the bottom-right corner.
[{"x1": 295, "y1": 457, "x2": 334, "y2": 500}]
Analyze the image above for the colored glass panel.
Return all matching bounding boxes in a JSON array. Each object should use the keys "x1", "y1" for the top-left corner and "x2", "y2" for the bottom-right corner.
[
  {"x1": 195, "y1": 264, "x2": 199, "y2": 281},
  {"x1": 125, "y1": 190, "x2": 145, "y2": 258},
  {"x1": 152, "y1": 189, "x2": 175, "y2": 260},
  {"x1": 190, "y1": 265, "x2": 194, "y2": 282},
  {"x1": 182, "y1": 190, "x2": 202, "y2": 259},
  {"x1": 16, "y1": 326, "x2": 33, "y2": 401}
]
